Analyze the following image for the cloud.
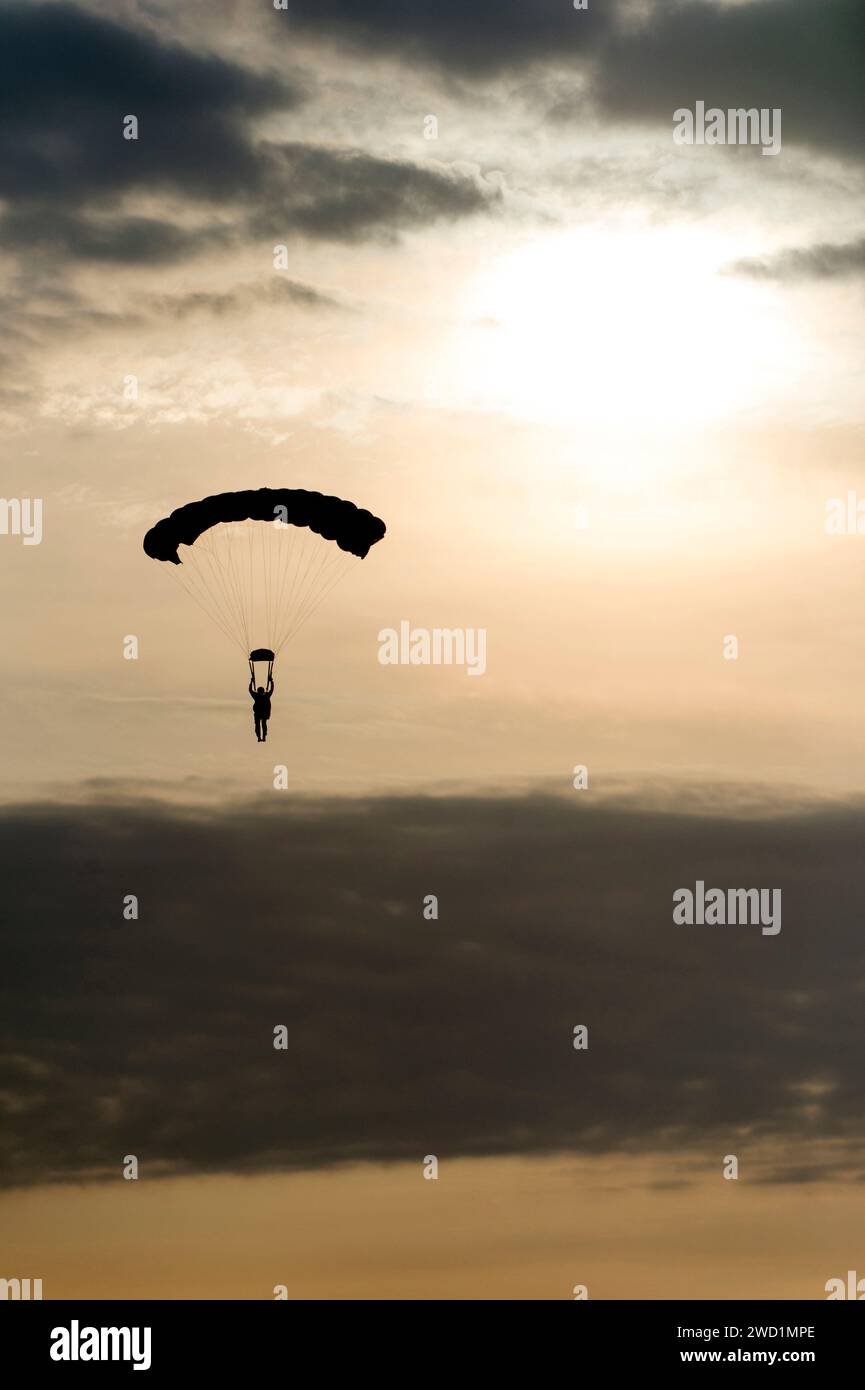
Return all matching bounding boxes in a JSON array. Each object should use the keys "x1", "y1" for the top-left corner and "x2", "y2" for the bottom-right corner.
[
  {"x1": 0, "y1": 1, "x2": 287, "y2": 266},
  {"x1": 283, "y1": 0, "x2": 865, "y2": 161},
  {"x1": 282, "y1": 0, "x2": 614, "y2": 77},
  {"x1": 247, "y1": 144, "x2": 502, "y2": 243},
  {"x1": 594, "y1": 0, "x2": 865, "y2": 161},
  {"x1": 0, "y1": 208, "x2": 234, "y2": 263},
  {"x1": 0, "y1": 2, "x2": 298, "y2": 205},
  {"x1": 2, "y1": 791, "x2": 864, "y2": 1189},
  {"x1": 0, "y1": 4, "x2": 501, "y2": 266},
  {"x1": 147, "y1": 278, "x2": 347, "y2": 318},
  {"x1": 726, "y1": 237, "x2": 865, "y2": 281}
]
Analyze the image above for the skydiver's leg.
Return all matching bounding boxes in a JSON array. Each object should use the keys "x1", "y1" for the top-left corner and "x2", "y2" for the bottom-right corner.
[
  {"x1": 261, "y1": 718, "x2": 268, "y2": 741},
  {"x1": 254, "y1": 713, "x2": 262, "y2": 741}
]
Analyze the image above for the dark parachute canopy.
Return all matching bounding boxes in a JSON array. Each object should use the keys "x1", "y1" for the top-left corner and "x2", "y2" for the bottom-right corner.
[
  {"x1": 143, "y1": 487, "x2": 385, "y2": 564},
  {"x1": 143, "y1": 488, "x2": 386, "y2": 656}
]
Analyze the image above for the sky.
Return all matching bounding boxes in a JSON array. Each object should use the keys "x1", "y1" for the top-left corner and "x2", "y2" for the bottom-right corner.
[{"x1": 2, "y1": 0, "x2": 865, "y2": 1300}]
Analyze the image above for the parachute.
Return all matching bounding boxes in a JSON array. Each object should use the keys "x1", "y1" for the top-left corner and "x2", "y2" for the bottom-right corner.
[{"x1": 143, "y1": 488, "x2": 386, "y2": 663}]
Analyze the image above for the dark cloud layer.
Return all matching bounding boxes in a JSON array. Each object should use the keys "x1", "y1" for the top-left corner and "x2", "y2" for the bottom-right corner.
[
  {"x1": 0, "y1": 208, "x2": 233, "y2": 264},
  {"x1": 0, "y1": 3, "x2": 295, "y2": 205},
  {"x1": 0, "y1": 3, "x2": 498, "y2": 265},
  {"x1": 1, "y1": 0, "x2": 860, "y2": 275},
  {"x1": 281, "y1": 0, "x2": 613, "y2": 77},
  {"x1": 286, "y1": 0, "x2": 865, "y2": 160},
  {"x1": 595, "y1": 0, "x2": 865, "y2": 161},
  {"x1": 728, "y1": 236, "x2": 865, "y2": 281},
  {"x1": 0, "y1": 274, "x2": 344, "y2": 368},
  {"x1": 250, "y1": 143, "x2": 500, "y2": 243},
  {"x1": 2, "y1": 793, "x2": 863, "y2": 1190}
]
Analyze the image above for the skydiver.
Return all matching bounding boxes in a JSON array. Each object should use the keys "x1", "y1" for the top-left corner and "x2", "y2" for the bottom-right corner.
[{"x1": 249, "y1": 674, "x2": 274, "y2": 742}]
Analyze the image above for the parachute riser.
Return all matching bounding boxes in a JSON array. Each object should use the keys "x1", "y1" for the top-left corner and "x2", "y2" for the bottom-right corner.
[{"x1": 249, "y1": 647, "x2": 275, "y2": 687}]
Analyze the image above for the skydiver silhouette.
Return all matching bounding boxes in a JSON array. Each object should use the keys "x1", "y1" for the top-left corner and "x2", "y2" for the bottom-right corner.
[{"x1": 249, "y1": 674, "x2": 274, "y2": 742}]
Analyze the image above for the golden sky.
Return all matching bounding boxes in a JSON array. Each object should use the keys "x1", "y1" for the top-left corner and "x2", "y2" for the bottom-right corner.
[{"x1": 3, "y1": 1152, "x2": 859, "y2": 1300}]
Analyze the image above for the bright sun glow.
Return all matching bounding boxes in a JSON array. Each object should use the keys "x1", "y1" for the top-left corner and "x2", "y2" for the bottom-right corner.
[{"x1": 445, "y1": 225, "x2": 801, "y2": 431}]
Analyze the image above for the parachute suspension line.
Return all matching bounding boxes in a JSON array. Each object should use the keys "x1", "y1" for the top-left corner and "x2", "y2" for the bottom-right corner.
[
  {"x1": 259, "y1": 520, "x2": 274, "y2": 652},
  {"x1": 287, "y1": 551, "x2": 352, "y2": 641},
  {"x1": 305, "y1": 538, "x2": 348, "y2": 609},
  {"x1": 247, "y1": 523, "x2": 256, "y2": 647},
  {"x1": 277, "y1": 525, "x2": 314, "y2": 643},
  {"x1": 217, "y1": 529, "x2": 252, "y2": 651},
  {"x1": 167, "y1": 521, "x2": 369, "y2": 658},
  {"x1": 266, "y1": 524, "x2": 281, "y2": 649},
  {"x1": 223, "y1": 527, "x2": 251, "y2": 652},
  {"x1": 267, "y1": 523, "x2": 302, "y2": 652},
  {"x1": 211, "y1": 536, "x2": 250, "y2": 651},
  {"x1": 172, "y1": 544, "x2": 240, "y2": 646},
  {"x1": 276, "y1": 552, "x2": 358, "y2": 651},
  {"x1": 273, "y1": 534, "x2": 337, "y2": 651},
  {"x1": 194, "y1": 535, "x2": 249, "y2": 651},
  {"x1": 265, "y1": 521, "x2": 279, "y2": 651},
  {"x1": 275, "y1": 526, "x2": 305, "y2": 636},
  {"x1": 270, "y1": 519, "x2": 296, "y2": 646},
  {"x1": 257, "y1": 521, "x2": 268, "y2": 650},
  {"x1": 189, "y1": 536, "x2": 239, "y2": 638},
  {"x1": 213, "y1": 528, "x2": 249, "y2": 651},
  {"x1": 168, "y1": 563, "x2": 244, "y2": 652},
  {"x1": 248, "y1": 523, "x2": 259, "y2": 648},
  {"x1": 242, "y1": 519, "x2": 307, "y2": 656},
  {"x1": 283, "y1": 527, "x2": 329, "y2": 637},
  {"x1": 273, "y1": 541, "x2": 354, "y2": 651},
  {"x1": 268, "y1": 525, "x2": 285, "y2": 650},
  {"x1": 272, "y1": 522, "x2": 310, "y2": 645},
  {"x1": 286, "y1": 543, "x2": 342, "y2": 640}
]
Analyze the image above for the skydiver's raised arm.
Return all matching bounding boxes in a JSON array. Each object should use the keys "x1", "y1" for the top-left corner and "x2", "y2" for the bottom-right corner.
[
  {"x1": 248, "y1": 678, "x2": 255, "y2": 696},
  {"x1": 267, "y1": 676, "x2": 274, "y2": 694}
]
